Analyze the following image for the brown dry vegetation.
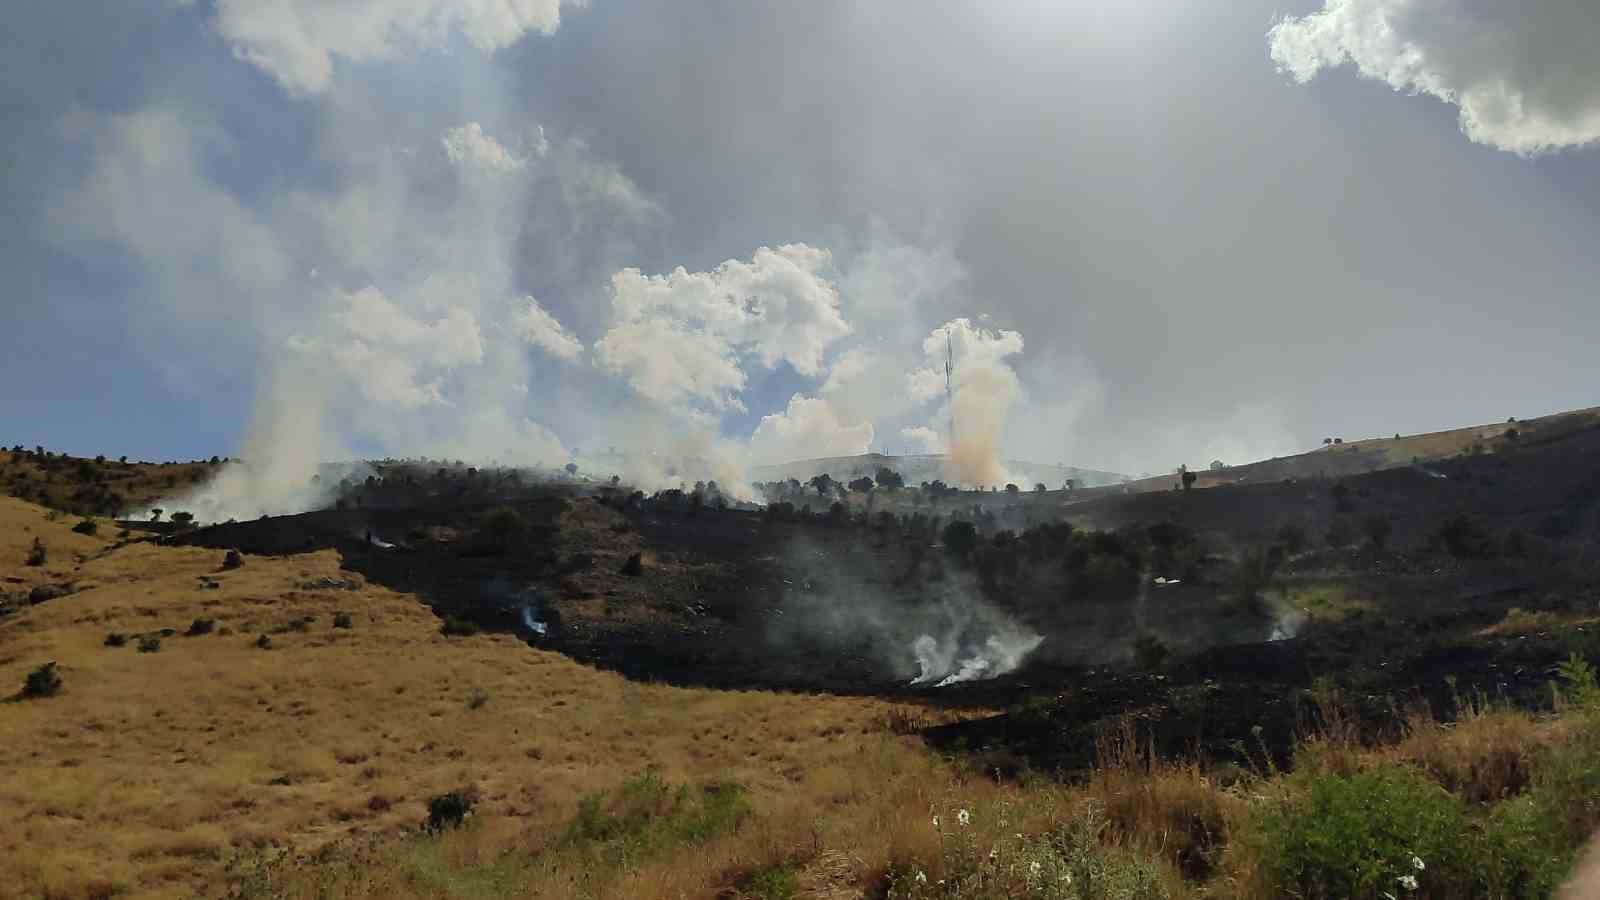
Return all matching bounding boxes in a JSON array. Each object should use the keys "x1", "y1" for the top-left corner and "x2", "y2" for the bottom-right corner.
[
  {"x1": 5, "y1": 476, "x2": 1600, "y2": 898},
  {"x1": 0, "y1": 496, "x2": 963, "y2": 898}
]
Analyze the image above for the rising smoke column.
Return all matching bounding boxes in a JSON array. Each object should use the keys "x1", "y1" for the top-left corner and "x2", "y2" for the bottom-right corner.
[{"x1": 906, "y1": 318, "x2": 1025, "y2": 488}]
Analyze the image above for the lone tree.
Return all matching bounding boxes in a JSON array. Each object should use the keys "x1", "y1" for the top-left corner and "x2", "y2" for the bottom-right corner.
[
  {"x1": 1180, "y1": 466, "x2": 1197, "y2": 492},
  {"x1": 564, "y1": 462, "x2": 578, "y2": 476},
  {"x1": 848, "y1": 476, "x2": 875, "y2": 493},
  {"x1": 170, "y1": 511, "x2": 195, "y2": 528},
  {"x1": 149, "y1": 508, "x2": 164, "y2": 523},
  {"x1": 1005, "y1": 483, "x2": 1020, "y2": 495},
  {"x1": 808, "y1": 473, "x2": 836, "y2": 498},
  {"x1": 1035, "y1": 483, "x2": 1047, "y2": 494},
  {"x1": 941, "y1": 520, "x2": 979, "y2": 560},
  {"x1": 481, "y1": 506, "x2": 525, "y2": 552},
  {"x1": 1363, "y1": 514, "x2": 1393, "y2": 550},
  {"x1": 875, "y1": 467, "x2": 905, "y2": 490}
]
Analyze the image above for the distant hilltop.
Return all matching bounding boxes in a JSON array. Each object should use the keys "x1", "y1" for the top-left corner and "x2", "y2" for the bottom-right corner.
[{"x1": 748, "y1": 453, "x2": 1130, "y2": 490}]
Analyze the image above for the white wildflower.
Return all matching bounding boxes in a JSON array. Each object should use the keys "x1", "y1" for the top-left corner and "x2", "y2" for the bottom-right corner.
[
  {"x1": 1029, "y1": 861, "x2": 1042, "y2": 878},
  {"x1": 1411, "y1": 855, "x2": 1425, "y2": 872},
  {"x1": 914, "y1": 870, "x2": 927, "y2": 884},
  {"x1": 1398, "y1": 874, "x2": 1419, "y2": 891},
  {"x1": 988, "y1": 847, "x2": 998, "y2": 861},
  {"x1": 958, "y1": 809, "x2": 971, "y2": 827},
  {"x1": 932, "y1": 815, "x2": 940, "y2": 830}
]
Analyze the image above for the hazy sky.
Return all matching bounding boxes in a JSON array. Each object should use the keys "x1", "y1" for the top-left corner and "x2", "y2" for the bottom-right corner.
[{"x1": 3, "y1": 0, "x2": 1597, "y2": 476}]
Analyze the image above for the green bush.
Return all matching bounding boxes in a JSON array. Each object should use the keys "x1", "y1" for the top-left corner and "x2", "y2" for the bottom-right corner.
[
  {"x1": 1131, "y1": 635, "x2": 1169, "y2": 671},
  {"x1": 941, "y1": 521, "x2": 979, "y2": 559},
  {"x1": 22, "y1": 662, "x2": 63, "y2": 698},
  {"x1": 480, "y1": 506, "x2": 525, "y2": 551},
  {"x1": 332, "y1": 612, "x2": 353, "y2": 629},
  {"x1": 71, "y1": 518, "x2": 98, "y2": 535},
  {"x1": 1244, "y1": 766, "x2": 1468, "y2": 899},
  {"x1": 883, "y1": 800, "x2": 1170, "y2": 899},
  {"x1": 564, "y1": 772, "x2": 750, "y2": 866},
  {"x1": 743, "y1": 862, "x2": 798, "y2": 900},
  {"x1": 25, "y1": 537, "x2": 46, "y2": 567},
  {"x1": 103, "y1": 632, "x2": 128, "y2": 647},
  {"x1": 425, "y1": 789, "x2": 477, "y2": 831},
  {"x1": 439, "y1": 616, "x2": 481, "y2": 637},
  {"x1": 185, "y1": 617, "x2": 215, "y2": 637},
  {"x1": 137, "y1": 635, "x2": 161, "y2": 653}
]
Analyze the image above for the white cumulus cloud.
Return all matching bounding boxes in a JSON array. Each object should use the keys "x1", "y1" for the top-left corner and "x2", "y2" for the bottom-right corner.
[
  {"x1": 213, "y1": 0, "x2": 569, "y2": 95},
  {"x1": 294, "y1": 286, "x2": 485, "y2": 409},
  {"x1": 513, "y1": 296, "x2": 583, "y2": 361},
  {"x1": 749, "y1": 394, "x2": 875, "y2": 465},
  {"x1": 442, "y1": 122, "x2": 528, "y2": 172},
  {"x1": 594, "y1": 244, "x2": 851, "y2": 415},
  {"x1": 1268, "y1": 0, "x2": 1600, "y2": 155}
]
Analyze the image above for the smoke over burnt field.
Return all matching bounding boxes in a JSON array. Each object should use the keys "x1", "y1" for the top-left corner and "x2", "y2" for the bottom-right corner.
[{"x1": 162, "y1": 412, "x2": 1600, "y2": 766}]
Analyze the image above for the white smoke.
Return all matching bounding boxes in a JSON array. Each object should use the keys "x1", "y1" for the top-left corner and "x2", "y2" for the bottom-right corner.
[
  {"x1": 138, "y1": 368, "x2": 340, "y2": 522},
  {"x1": 912, "y1": 631, "x2": 1045, "y2": 688}
]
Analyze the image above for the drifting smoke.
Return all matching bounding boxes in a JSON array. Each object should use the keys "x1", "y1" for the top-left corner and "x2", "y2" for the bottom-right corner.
[{"x1": 138, "y1": 369, "x2": 342, "y2": 522}]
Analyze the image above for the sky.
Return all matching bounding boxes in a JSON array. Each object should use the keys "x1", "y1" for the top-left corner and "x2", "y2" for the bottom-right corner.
[{"x1": 2, "y1": 0, "x2": 1598, "y2": 481}]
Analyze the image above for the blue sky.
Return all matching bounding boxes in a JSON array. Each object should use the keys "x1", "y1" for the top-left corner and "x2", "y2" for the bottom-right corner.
[{"x1": 2, "y1": 0, "x2": 1598, "y2": 476}]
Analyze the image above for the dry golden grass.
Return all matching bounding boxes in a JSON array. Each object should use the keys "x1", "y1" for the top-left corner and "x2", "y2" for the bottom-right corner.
[
  {"x1": 0, "y1": 495, "x2": 956, "y2": 898},
  {"x1": 6, "y1": 491, "x2": 1598, "y2": 899}
]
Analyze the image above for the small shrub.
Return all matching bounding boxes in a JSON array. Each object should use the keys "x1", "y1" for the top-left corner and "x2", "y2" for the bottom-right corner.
[
  {"x1": 742, "y1": 863, "x2": 799, "y2": 900},
  {"x1": 332, "y1": 612, "x2": 353, "y2": 629},
  {"x1": 22, "y1": 662, "x2": 63, "y2": 698},
  {"x1": 440, "y1": 616, "x2": 481, "y2": 637},
  {"x1": 221, "y1": 549, "x2": 243, "y2": 570},
  {"x1": 466, "y1": 689, "x2": 489, "y2": 710},
  {"x1": 1241, "y1": 766, "x2": 1470, "y2": 899},
  {"x1": 1361, "y1": 514, "x2": 1392, "y2": 550},
  {"x1": 425, "y1": 789, "x2": 477, "y2": 831},
  {"x1": 255, "y1": 634, "x2": 272, "y2": 650},
  {"x1": 25, "y1": 538, "x2": 46, "y2": 567},
  {"x1": 185, "y1": 617, "x2": 215, "y2": 637},
  {"x1": 1131, "y1": 634, "x2": 1170, "y2": 670},
  {"x1": 137, "y1": 635, "x2": 161, "y2": 653},
  {"x1": 71, "y1": 518, "x2": 98, "y2": 535},
  {"x1": 480, "y1": 506, "x2": 525, "y2": 552},
  {"x1": 1431, "y1": 514, "x2": 1498, "y2": 559},
  {"x1": 103, "y1": 632, "x2": 128, "y2": 647},
  {"x1": 941, "y1": 521, "x2": 979, "y2": 559},
  {"x1": 620, "y1": 552, "x2": 644, "y2": 576}
]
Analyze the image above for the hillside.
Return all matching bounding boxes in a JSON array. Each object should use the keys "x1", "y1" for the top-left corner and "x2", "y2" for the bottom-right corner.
[
  {"x1": 1070, "y1": 405, "x2": 1600, "y2": 501},
  {"x1": 0, "y1": 448, "x2": 219, "y2": 519},
  {"x1": 749, "y1": 453, "x2": 1128, "y2": 491},
  {"x1": 8, "y1": 418, "x2": 1600, "y2": 897},
  {"x1": 0, "y1": 496, "x2": 946, "y2": 898}
]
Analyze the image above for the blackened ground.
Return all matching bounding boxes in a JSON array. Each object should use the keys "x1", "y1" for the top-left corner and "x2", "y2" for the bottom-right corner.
[{"x1": 163, "y1": 440, "x2": 1600, "y2": 776}]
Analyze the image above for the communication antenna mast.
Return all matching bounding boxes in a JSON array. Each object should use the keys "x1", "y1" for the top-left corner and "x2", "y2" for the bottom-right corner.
[{"x1": 945, "y1": 332, "x2": 955, "y2": 453}]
